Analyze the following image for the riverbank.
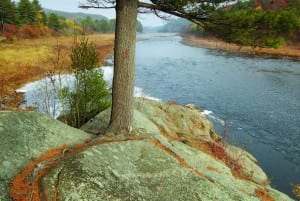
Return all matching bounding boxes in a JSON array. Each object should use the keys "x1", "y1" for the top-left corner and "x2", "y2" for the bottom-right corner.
[
  {"x1": 182, "y1": 35, "x2": 300, "y2": 60},
  {"x1": 0, "y1": 33, "x2": 114, "y2": 108}
]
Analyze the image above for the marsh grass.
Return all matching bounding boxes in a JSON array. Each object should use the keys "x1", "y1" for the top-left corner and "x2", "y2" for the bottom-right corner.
[{"x1": 0, "y1": 34, "x2": 114, "y2": 108}]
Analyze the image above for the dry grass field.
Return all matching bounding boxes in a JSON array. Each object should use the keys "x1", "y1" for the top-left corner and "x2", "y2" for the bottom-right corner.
[{"x1": 0, "y1": 34, "x2": 114, "y2": 108}]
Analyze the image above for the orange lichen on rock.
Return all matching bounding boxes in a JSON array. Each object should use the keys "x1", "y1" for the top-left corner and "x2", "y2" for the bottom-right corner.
[
  {"x1": 149, "y1": 139, "x2": 214, "y2": 183},
  {"x1": 206, "y1": 165, "x2": 220, "y2": 173},
  {"x1": 9, "y1": 141, "x2": 92, "y2": 201},
  {"x1": 9, "y1": 136, "x2": 146, "y2": 201},
  {"x1": 207, "y1": 142, "x2": 244, "y2": 180},
  {"x1": 255, "y1": 188, "x2": 275, "y2": 201},
  {"x1": 9, "y1": 145, "x2": 69, "y2": 201},
  {"x1": 166, "y1": 100, "x2": 179, "y2": 105},
  {"x1": 152, "y1": 105, "x2": 248, "y2": 181},
  {"x1": 181, "y1": 137, "x2": 246, "y2": 181}
]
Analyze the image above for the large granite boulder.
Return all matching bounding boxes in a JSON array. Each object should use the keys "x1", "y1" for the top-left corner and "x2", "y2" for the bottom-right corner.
[
  {"x1": 40, "y1": 99, "x2": 293, "y2": 201},
  {"x1": 39, "y1": 140, "x2": 261, "y2": 201},
  {"x1": 0, "y1": 111, "x2": 91, "y2": 201}
]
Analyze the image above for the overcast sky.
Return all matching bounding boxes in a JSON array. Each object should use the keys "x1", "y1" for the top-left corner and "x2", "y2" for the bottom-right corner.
[{"x1": 37, "y1": 0, "x2": 167, "y2": 27}]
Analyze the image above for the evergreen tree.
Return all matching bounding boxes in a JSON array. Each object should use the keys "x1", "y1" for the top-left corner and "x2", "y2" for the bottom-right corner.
[
  {"x1": 108, "y1": 19, "x2": 116, "y2": 32},
  {"x1": 32, "y1": 0, "x2": 42, "y2": 11},
  {"x1": 0, "y1": 0, "x2": 18, "y2": 30},
  {"x1": 61, "y1": 39, "x2": 111, "y2": 127},
  {"x1": 31, "y1": 0, "x2": 47, "y2": 24},
  {"x1": 18, "y1": 0, "x2": 35, "y2": 25},
  {"x1": 80, "y1": 16, "x2": 94, "y2": 31},
  {"x1": 95, "y1": 19, "x2": 109, "y2": 32},
  {"x1": 204, "y1": 4, "x2": 300, "y2": 47},
  {"x1": 40, "y1": 12, "x2": 48, "y2": 25},
  {"x1": 48, "y1": 13, "x2": 61, "y2": 31}
]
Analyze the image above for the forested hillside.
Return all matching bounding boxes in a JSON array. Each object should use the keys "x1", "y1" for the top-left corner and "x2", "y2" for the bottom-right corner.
[
  {"x1": 1, "y1": 0, "x2": 50, "y2": 40},
  {"x1": 43, "y1": 8, "x2": 107, "y2": 21},
  {"x1": 191, "y1": 0, "x2": 300, "y2": 47},
  {"x1": 0, "y1": 0, "x2": 143, "y2": 41},
  {"x1": 158, "y1": 0, "x2": 300, "y2": 48}
]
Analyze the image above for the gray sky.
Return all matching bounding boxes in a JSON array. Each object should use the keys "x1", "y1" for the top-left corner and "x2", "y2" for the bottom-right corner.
[{"x1": 37, "y1": 0, "x2": 166, "y2": 26}]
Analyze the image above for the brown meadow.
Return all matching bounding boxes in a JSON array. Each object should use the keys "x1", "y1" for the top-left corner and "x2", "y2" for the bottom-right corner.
[{"x1": 0, "y1": 34, "x2": 114, "y2": 108}]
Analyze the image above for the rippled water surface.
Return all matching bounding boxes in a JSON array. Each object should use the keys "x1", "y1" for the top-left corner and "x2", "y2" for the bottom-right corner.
[{"x1": 135, "y1": 33, "x2": 300, "y2": 197}]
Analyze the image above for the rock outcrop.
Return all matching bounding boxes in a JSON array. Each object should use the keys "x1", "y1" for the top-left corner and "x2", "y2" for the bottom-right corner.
[
  {"x1": 43, "y1": 99, "x2": 293, "y2": 201},
  {"x1": 0, "y1": 99, "x2": 294, "y2": 200},
  {"x1": 0, "y1": 111, "x2": 92, "y2": 201}
]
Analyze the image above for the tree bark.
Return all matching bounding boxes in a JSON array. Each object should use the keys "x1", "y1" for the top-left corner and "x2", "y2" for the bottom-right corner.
[{"x1": 108, "y1": 0, "x2": 138, "y2": 133}]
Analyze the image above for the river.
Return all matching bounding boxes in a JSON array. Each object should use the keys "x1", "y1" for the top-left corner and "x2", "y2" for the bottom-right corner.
[{"x1": 20, "y1": 33, "x2": 300, "y2": 198}]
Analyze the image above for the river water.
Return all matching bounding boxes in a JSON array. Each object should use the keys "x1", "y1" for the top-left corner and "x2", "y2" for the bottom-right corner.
[
  {"x1": 135, "y1": 33, "x2": 300, "y2": 198},
  {"x1": 21, "y1": 33, "x2": 300, "y2": 198}
]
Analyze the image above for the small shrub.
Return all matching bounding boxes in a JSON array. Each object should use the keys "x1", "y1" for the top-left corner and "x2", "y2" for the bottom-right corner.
[
  {"x1": 261, "y1": 37, "x2": 285, "y2": 48},
  {"x1": 21, "y1": 24, "x2": 40, "y2": 38},
  {"x1": 292, "y1": 184, "x2": 300, "y2": 200},
  {"x1": 40, "y1": 25, "x2": 50, "y2": 36},
  {"x1": 60, "y1": 39, "x2": 111, "y2": 127},
  {"x1": 167, "y1": 100, "x2": 180, "y2": 105},
  {"x1": 208, "y1": 141, "x2": 243, "y2": 178},
  {"x1": 228, "y1": 159, "x2": 243, "y2": 172},
  {"x1": 3, "y1": 24, "x2": 19, "y2": 41}
]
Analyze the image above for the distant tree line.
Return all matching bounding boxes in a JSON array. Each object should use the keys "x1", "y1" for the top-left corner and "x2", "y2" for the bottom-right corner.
[
  {"x1": 188, "y1": 0, "x2": 300, "y2": 48},
  {"x1": 0, "y1": 0, "x2": 143, "y2": 41},
  {"x1": 159, "y1": 0, "x2": 300, "y2": 48},
  {"x1": 0, "y1": 0, "x2": 49, "y2": 39},
  {"x1": 79, "y1": 16, "x2": 143, "y2": 33},
  {"x1": 158, "y1": 18, "x2": 191, "y2": 33}
]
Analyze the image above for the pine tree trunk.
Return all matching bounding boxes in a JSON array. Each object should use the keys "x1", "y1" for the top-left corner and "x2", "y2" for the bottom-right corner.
[{"x1": 108, "y1": 0, "x2": 138, "y2": 134}]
